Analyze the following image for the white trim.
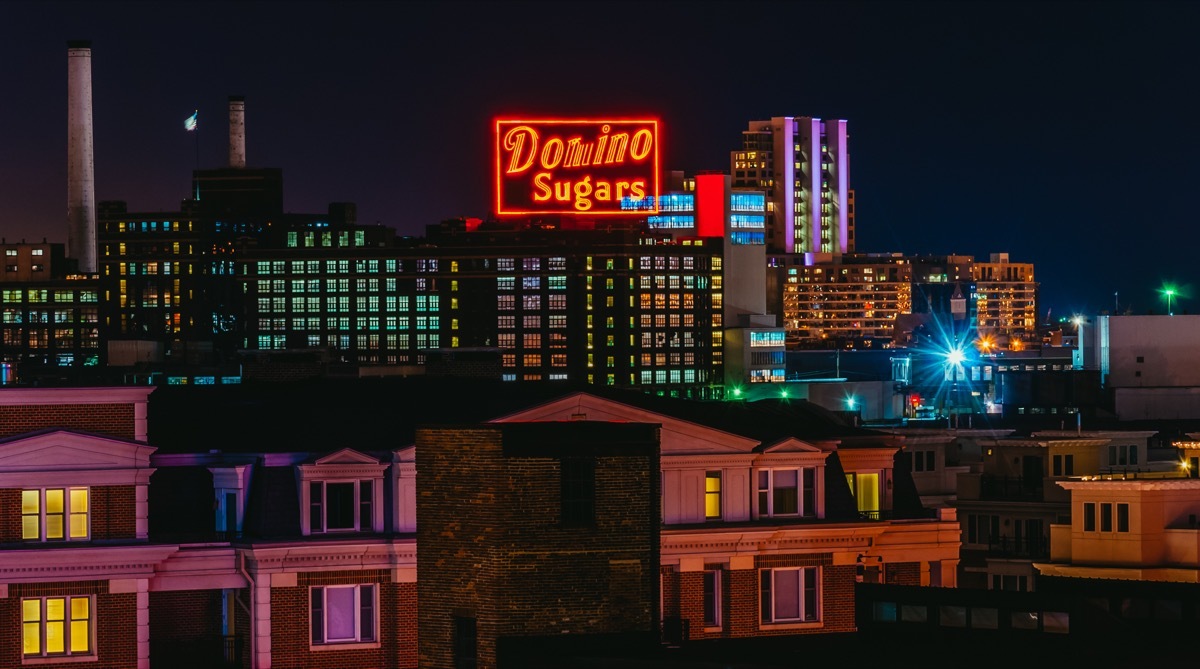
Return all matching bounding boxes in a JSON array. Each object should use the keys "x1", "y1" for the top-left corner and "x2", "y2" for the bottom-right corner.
[
  {"x1": 146, "y1": 546, "x2": 242, "y2": 593},
  {"x1": 0, "y1": 470, "x2": 153, "y2": 487},
  {"x1": 0, "y1": 545, "x2": 178, "y2": 583}
]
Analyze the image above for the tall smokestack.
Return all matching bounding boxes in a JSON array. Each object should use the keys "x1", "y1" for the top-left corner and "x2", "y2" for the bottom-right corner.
[
  {"x1": 66, "y1": 40, "x2": 97, "y2": 273},
  {"x1": 228, "y1": 95, "x2": 245, "y2": 168}
]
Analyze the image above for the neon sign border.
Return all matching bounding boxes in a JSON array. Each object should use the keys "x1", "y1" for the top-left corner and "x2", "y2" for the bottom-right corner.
[{"x1": 493, "y1": 117, "x2": 661, "y2": 216}]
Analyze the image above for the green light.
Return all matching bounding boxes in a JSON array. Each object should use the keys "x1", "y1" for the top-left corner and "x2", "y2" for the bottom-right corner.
[
  {"x1": 1162, "y1": 285, "x2": 1178, "y2": 315},
  {"x1": 780, "y1": 388, "x2": 789, "y2": 399}
]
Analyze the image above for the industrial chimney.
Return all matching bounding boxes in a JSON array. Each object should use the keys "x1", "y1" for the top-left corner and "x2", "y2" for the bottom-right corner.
[
  {"x1": 228, "y1": 95, "x2": 245, "y2": 168},
  {"x1": 66, "y1": 40, "x2": 96, "y2": 273}
]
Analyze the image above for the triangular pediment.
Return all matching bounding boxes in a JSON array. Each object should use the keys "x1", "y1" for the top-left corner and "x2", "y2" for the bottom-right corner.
[
  {"x1": 760, "y1": 437, "x2": 830, "y2": 453},
  {"x1": 314, "y1": 447, "x2": 380, "y2": 466},
  {"x1": 491, "y1": 392, "x2": 760, "y2": 455},
  {"x1": 0, "y1": 429, "x2": 154, "y2": 471}
]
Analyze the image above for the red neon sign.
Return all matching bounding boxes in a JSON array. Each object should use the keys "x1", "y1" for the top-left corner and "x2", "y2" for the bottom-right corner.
[{"x1": 494, "y1": 118, "x2": 659, "y2": 216}]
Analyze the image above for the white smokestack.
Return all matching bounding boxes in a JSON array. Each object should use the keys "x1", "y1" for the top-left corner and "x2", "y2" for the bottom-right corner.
[
  {"x1": 67, "y1": 40, "x2": 96, "y2": 274},
  {"x1": 228, "y1": 95, "x2": 245, "y2": 168}
]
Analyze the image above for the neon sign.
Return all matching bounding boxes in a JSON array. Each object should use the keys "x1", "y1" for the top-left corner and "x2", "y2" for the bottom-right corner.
[{"x1": 495, "y1": 118, "x2": 659, "y2": 216}]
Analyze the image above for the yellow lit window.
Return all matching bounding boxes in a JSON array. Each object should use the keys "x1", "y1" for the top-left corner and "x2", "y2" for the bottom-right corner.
[
  {"x1": 22, "y1": 488, "x2": 88, "y2": 542},
  {"x1": 705, "y1": 471, "x2": 722, "y2": 519},
  {"x1": 21, "y1": 490, "x2": 39, "y2": 539},
  {"x1": 22, "y1": 596, "x2": 91, "y2": 658}
]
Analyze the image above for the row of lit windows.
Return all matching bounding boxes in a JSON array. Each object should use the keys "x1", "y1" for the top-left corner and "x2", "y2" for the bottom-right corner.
[
  {"x1": 646, "y1": 215, "x2": 696, "y2": 229},
  {"x1": 255, "y1": 278, "x2": 442, "y2": 294},
  {"x1": 495, "y1": 276, "x2": 569, "y2": 290},
  {"x1": 639, "y1": 352, "x2": 698, "y2": 366},
  {"x1": 496, "y1": 315, "x2": 569, "y2": 329},
  {"x1": 255, "y1": 258, "x2": 441, "y2": 275},
  {"x1": 495, "y1": 257, "x2": 567, "y2": 271},
  {"x1": 750, "y1": 331, "x2": 786, "y2": 347},
  {"x1": 113, "y1": 220, "x2": 185, "y2": 233},
  {"x1": 2, "y1": 330, "x2": 100, "y2": 348},
  {"x1": 4, "y1": 248, "x2": 44, "y2": 256},
  {"x1": 638, "y1": 293, "x2": 697, "y2": 310},
  {"x1": 257, "y1": 295, "x2": 440, "y2": 313},
  {"x1": 257, "y1": 316, "x2": 440, "y2": 331},
  {"x1": 285, "y1": 230, "x2": 368, "y2": 248},
  {"x1": 635, "y1": 255, "x2": 708, "y2": 271},
  {"x1": 255, "y1": 333, "x2": 440, "y2": 350},
  {"x1": 2, "y1": 290, "x2": 99, "y2": 304},
  {"x1": 2, "y1": 309, "x2": 98, "y2": 324},
  {"x1": 497, "y1": 295, "x2": 568, "y2": 310}
]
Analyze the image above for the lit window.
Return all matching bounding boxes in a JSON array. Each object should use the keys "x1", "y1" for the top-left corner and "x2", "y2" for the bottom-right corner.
[
  {"x1": 705, "y1": 471, "x2": 721, "y2": 520},
  {"x1": 311, "y1": 584, "x2": 376, "y2": 645},
  {"x1": 309, "y1": 481, "x2": 373, "y2": 533},
  {"x1": 760, "y1": 567, "x2": 819, "y2": 623},
  {"x1": 22, "y1": 488, "x2": 88, "y2": 541},
  {"x1": 23, "y1": 596, "x2": 92, "y2": 658}
]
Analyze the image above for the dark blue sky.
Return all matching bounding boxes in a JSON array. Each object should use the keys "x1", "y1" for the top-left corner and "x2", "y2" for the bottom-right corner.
[{"x1": 2, "y1": 1, "x2": 1197, "y2": 321}]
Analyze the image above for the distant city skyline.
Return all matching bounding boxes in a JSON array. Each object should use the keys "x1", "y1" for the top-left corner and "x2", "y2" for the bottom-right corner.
[{"x1": 2, "y1": 1, "x2": 1197, "y2": 321}]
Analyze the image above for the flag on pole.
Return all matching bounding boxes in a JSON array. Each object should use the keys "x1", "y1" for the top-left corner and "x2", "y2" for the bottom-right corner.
[{"x1": 185, "y1": 110, "x2": 198, "y2": 132}]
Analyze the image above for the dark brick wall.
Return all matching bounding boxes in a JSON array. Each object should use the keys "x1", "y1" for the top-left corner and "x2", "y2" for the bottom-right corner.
[
  {"x1": 0, "y1": 403, "x2": 136, "y2": 440},
  {"x1": 0, "y1": 582, "x2": 136, "y2": 668},
  {"x1": 887, "y1": 561, "x2": 922, "y2": 586},
  {"x1": 417, "y1": 424, "x2": 660, "y2": 669},
  {"x1": 149, "y1": 589, "x2": 225, "y2": 668},
  {"x1": 91, "y1": 485, "x2": 137, "y2": 540},
  {"x1": 0, "y1": 488, "x2": 20, "y2": 541}
]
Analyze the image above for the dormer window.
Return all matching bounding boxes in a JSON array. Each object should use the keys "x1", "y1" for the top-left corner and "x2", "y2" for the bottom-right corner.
[
  {"x1": 309, "y1": 480, "x2": 373, "y2": 533},
  {"x1": 22, "y1": 488, "x2": 88, "y2": 541},
  {"x1": 756, "y1": 468, "x2": 816, "y2": 518},
  {"x1": 297, "y1": 448, "x2": 387, "y2": 536}
]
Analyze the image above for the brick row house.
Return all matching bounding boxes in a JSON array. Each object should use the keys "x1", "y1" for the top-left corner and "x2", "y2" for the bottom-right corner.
[{"x1": 0, "y1": 381, "x2": 960, "y2": 668}]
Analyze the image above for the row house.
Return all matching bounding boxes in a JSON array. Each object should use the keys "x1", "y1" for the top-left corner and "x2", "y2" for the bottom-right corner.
[
  {"x1": 0, "y1": 381, "x2": 960, "y2": 668},
  {"x1": 952, "y1": 429, "x2": 1159, "y2": 591},
  {"x1": 491, "y1": 391, "x2": 961, "y2": 647}
]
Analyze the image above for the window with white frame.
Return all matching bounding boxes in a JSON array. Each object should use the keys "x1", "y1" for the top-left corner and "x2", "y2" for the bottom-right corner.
[
  {"x1": 760, "y1": 567, "x2": 819, "y2": 623},
  {"x1": 705, "y1": 471, "x2": 721, "y2": 520},
  {"x1": 309, "y1": 480, "x2": 373, "y2": 533},
  {"x1": 703, "y1": 569, "x2": 721, "y2": 628},
  {"x1": 22, "y1": 488, "x2": 88, "y2": 541},
  {"x1": 755, "y1": 468, "x2": 816, "y2": 517},
  {"x1": 22, "y1": 595, "x2": 92, "y2": 658},
  {"x1": 311, "y1": 584, "x2": 376, "y2": 645}
]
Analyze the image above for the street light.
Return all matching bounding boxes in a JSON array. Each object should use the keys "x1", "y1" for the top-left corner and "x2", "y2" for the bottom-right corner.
[{"x1": 1162, "y1": 286, "x2": 1177, "y2": 316}]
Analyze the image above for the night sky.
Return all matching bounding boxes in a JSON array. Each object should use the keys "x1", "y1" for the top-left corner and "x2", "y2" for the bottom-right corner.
[{"x1": 2, "y1": 1, "x2": 1197, "y2": 322}]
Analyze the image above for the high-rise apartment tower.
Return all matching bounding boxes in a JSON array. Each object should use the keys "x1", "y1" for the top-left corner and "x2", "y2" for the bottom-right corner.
[{"x1": 731, "y1": 117, "x2": 850, "y2": 258}]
